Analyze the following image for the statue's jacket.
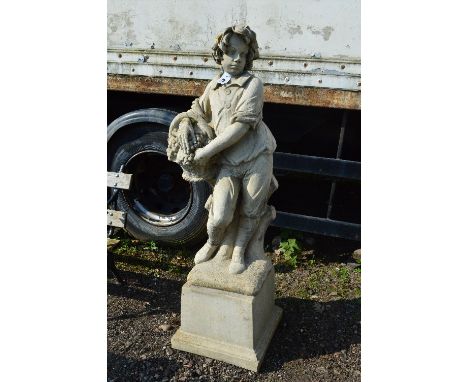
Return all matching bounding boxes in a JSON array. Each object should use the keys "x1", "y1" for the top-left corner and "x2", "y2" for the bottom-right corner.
[{"x1": 190, "y1": 71, "x2": 277, "y2": 167}]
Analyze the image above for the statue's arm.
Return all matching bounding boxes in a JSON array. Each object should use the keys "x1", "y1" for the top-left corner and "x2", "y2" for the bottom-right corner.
[
  {"x1": 194, "y1": 79, "x2": 264, "y2": 162},
  {"x1": 194, "y1": 122, "x2": 249, "y2": 161},
  {"x1": 176, "y1": 80, "x2": 215, "y2": 154},
  {"x1": 177, "y1": 118, "x2": 196, "y2": 154}
]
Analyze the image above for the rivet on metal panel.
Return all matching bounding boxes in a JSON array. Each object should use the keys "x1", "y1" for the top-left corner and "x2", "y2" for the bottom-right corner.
[
  {"x1": 303, "y1": 63, "x2": 308, "y2": 68},
  {"x1": 118, "y1": 53, "x2": 122, "y2": 58},
  {"x1": 318, "y1": 79, "x2": 322, "y2": 83},
  {"x1": 203, "y1": 57, "x2": 208, "y2": 62},
  {"x1": 189, "y1": 71, "x2": 193, "y2": 75},
  {"x1": 151, "y1": 43, "x2": 155, "y2": 49},
  {"x1": 159, "y1": 70, "x2": 163, "y2": 74},
  {"x1": 132, "y1": 68, "x2": 135, "y2": 72},
  {"x1": 268, "y1": 61, "x2": 273, "y2": 66},
  {"x1": 285, "y1": 77, "x2": 289, "y2": 82},
  {"x1": 357, "y1": 81, "x2": 361, "y2": 87},
  {"x1": 341, "y1": 64, "x2": 346, "y2": 69},
  {"x1": 173, "y1": 56, "x2": 178, "y2": 61},
  {"x1": 114, "y1": 183, "x2": 118, "y2": 187}
]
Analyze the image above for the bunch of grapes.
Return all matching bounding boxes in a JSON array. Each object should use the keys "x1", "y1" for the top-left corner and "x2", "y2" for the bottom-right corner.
[{"x1": 181, "y1": 152, "x2": 195, "y2": 166}]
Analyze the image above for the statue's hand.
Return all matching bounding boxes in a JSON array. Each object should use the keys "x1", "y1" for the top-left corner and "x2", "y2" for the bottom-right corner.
[
  {"x1": 178, "y1": 119, "x2": 197, "y2": 155},
  {"x1": 193, "y1": 147, "x2": 210, "y2": 164}
]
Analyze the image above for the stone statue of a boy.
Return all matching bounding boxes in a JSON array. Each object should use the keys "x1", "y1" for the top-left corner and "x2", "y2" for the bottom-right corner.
[{"x1": 167, "y1": 25, "x2": 277, "y2": 274}]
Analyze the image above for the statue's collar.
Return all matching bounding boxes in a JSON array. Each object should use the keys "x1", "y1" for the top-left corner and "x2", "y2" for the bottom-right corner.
[{"x1": 212, "y1": 71, "x2": 252, "y2": 90}]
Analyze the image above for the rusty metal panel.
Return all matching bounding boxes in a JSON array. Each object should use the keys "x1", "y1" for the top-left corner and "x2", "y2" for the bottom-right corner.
[
  {"x1": 107, "y1": 50, "x2": 360, "y2": 92},
  {"x1": 263, "y1": 84, "x2": 360, "y2": 110},
  {"x1": 107, "y1": 74, "x2": 360, "y2": 110}
]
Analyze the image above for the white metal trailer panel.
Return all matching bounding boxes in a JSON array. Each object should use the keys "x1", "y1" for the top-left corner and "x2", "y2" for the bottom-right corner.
[{"x1": 108, "y1": 0, "x2": 360, "y2": 99}]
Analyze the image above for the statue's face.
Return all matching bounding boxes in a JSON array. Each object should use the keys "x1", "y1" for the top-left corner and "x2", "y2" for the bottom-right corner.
[{"x1": 221, "y1": 34, "x2": 248, "y2": 77}]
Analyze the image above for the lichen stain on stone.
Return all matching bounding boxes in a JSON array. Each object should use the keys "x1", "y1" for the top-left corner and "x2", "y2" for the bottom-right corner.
[{"x1": 288, "y1": 25, "x2": 303, "y2": 36}]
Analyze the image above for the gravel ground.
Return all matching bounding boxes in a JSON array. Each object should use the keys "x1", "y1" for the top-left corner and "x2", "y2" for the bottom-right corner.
[{"x1": 108, "y1": 235, "x2": 361, "y2": 381}]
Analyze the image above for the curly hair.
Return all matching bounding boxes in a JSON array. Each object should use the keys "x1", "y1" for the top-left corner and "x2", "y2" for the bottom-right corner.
[{"x1": 211, "y1": 25, "x2": 260, "y2": 71}]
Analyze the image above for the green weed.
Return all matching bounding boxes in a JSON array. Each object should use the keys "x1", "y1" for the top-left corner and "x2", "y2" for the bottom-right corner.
[
  {"x1": 143, "y1": 240, "x2": 158, "y2": 251},
  {"x1": 297, "y1": 289, "x2": 309, "y2": 299},
  {"x1": 309, "y1": 272, "x2": 320, "y2": 294},
  {"x1": 279, "y1": 238, "x2": 301, "y2": 268},
  {"x1": 337, "y1": 267, "x2": 350, "y2": 283},
  {"x1": 115, "y1": 239, "x2": 138, "y2": 255}
]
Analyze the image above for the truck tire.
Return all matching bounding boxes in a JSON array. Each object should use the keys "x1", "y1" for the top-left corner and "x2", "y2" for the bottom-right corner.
[{"x1": 110, "y1": 130, "x2": 210, "y2": 246}]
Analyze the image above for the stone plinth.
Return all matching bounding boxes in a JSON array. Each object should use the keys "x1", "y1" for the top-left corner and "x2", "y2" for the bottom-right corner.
[{"x1": 171, "y1": 264, "x2": 282, "y2": 371}]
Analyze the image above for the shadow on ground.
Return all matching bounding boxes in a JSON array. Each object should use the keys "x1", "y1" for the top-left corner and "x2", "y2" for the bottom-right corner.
[
  {"x1": 261, "y1": 297, "x2": 360, "y2": 372},
  {"x1": 107, "y1": 245, "x2": 360, "y2": 380},
  {"x1": 107, "y1": 271, "x2": 184, "y2": 318}
]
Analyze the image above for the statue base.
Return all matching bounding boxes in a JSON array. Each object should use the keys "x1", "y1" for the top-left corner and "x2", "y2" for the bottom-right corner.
[{"x1": 171, "y1": 268, "x2": 282, "y2": 372}]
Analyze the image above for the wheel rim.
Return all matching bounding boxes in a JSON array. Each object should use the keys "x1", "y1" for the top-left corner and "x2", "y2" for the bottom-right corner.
[{"x1": 122, "y1": 150, "x2": 192, "y2": 226}]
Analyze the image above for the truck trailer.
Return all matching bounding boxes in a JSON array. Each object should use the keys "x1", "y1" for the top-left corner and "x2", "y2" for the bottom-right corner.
[{"x1": 107, "y1": 0, "x2": 361, "y2": 245}]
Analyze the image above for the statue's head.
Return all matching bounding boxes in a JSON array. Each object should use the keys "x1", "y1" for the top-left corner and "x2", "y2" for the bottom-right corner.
[{"x1": 212, "y1": 25, "x2": 259, "y2": 76}]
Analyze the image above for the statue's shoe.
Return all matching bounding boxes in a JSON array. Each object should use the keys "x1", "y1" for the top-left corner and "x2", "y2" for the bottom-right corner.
[
  {"x1": 228, "y1": 258, "x2": 246, "y2": 274},
  {"x1": 194, "y1": 242, "x2": 217, "y2": 264},
  {"x1": 213, "y1": 244, "x2": 233, "y2": 262}
]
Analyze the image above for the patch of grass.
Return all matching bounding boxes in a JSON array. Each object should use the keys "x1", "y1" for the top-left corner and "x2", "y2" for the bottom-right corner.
[
  {"x1": 142, "y1": 240, "x2": 158, "y2": 252},
  {"x1": 296, "y1": 288, "x2": 309, "y2": 300},
  {"x1": 168, "y1": 264, "x2": 184, "y2": 274},
  {"x1": 114, "y1": 239, "x2": 139, "y2": 256},
  {"x1": 337, "y1": 267, "x2": 350, "y2": 283},
  {"x1": 308, "y1": 272, "x2": 320, "y2": 295},
  {"x1": 335, "y1": 265, "x2": 360, "y2": 298},
  {"x1": 111, "y1": 234, "x2": 362, "y2": 303},
  {"x1": 303, "y1": 264, "x2": 361, "y2": 300},
  {"x1": 110, "y1": 238, "x2": 195, "y2": 277}
]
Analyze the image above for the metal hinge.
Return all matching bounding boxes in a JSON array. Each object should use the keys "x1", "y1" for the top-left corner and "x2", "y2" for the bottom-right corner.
[
  {"x1": 107, "y1": 171, "x2": 133, "y2": 190},
  {"x1": 107, "y1": 209, "x2": 127, "y2": 228}
]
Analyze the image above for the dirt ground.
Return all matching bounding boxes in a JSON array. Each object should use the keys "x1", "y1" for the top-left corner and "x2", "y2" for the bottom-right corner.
[{"x1": 107, "y1": 233, "x2": 361, "y2": 382}]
